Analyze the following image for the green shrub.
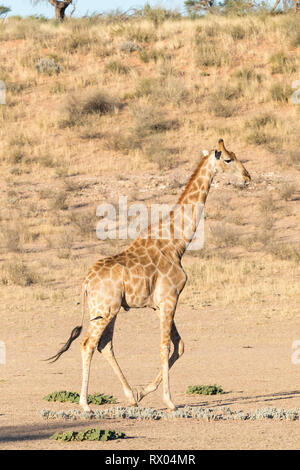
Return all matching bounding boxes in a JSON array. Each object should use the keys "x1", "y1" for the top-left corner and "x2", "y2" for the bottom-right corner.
[
  {"x1": 43, "y1": 390, "x2": 116, "y2": 405},
  {"x1": 50, "y1": 428, "x2": 126, "y2": 441},
  {"x1": 187, "y1": 385, "x2": 224, "y2": 395}
]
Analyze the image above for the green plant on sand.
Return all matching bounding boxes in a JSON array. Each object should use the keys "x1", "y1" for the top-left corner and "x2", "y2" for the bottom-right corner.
[
  {"x1": 187, "y1": 385, "x2": 224, "y2": 395},
  {"x1": 43, "y1": 390, "x2": 116, "y2": 405},
  {"x1": 50, "y1": 428, "x2": 126, "y2": 441}
]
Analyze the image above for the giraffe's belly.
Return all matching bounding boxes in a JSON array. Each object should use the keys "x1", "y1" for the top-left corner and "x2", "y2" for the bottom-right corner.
[{"x1": 123, "y1": 282, "x2": 152, "y2": 308}]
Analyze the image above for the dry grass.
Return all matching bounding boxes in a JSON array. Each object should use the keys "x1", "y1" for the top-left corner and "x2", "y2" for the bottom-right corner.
[
  {"x1": 181, "y1": 256, "x2": 300, "y2": 307},
  {"x1": 0, "y1": 12, "x2": 299, "y2": 321}
]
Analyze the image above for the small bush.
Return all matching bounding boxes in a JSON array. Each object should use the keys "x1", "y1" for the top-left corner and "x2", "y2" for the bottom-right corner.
[
  {"x1": 247, "y1": 113, "x2": 277, "y2": 129},
  {"x1": 135, "y1": 77, "x2": 158, "y2": 98},
  {"x1": 246, "y1": 130, "x2": 271, "y2": 146},
  {"x1": 269, "y1": 51, "x2": 297, "y2": 75},
  {"x1": 44, "y1": 390, "x2": 116, "y2": 405},
  {"x1": 259, "y1": 194, "x2": 276, "y2": 215},
  {"x1": 144, "y1": 137, "x2": 179, "y2": 170},
  {"x1": 268, "y1": 244, "x2": 300, "y2": 263},
  {"x1": 50, "y1": 428, "x2": 126, "y2": 442},
  {"x1": 139, "y1": 48, "x2": 165, "y2": 63},
  {"x1": 36, "y1": 58, "x2": 63, "y2": 76},
  {"x1": 289, "y1": 30, "x2": 300, "y2": 48},
  {"x1": 270, "y1": 83, "x2": 292, "y2": 103},
  {"x1": 286, "y1": 151, "x2": 300, "y2": 169},
  {"x1": 105, "y1": 60, "x2": 130, "y2": 75},
  {"x1": 51, "y1": 192, "x2": 68, "y2": 211},
  {"x1": 119, "y1": 41, "x2": 142, "y2": 53},
  {"x1": 59, "y1": 34, "x2": 93, "y2": 54},
  {"x1": 1, "y1": 227, "x2": 21, "y2": 252},
  {"x1": 196, "y1": 41, "x2": 230, "y2": 68},
  {"x1": 62, "y1": 90, "x2": 121, "y2": 127},
  {"x1": 233, "y1": 67, "x2": 262, "y2": 83},
  {"x1": 2, "y1": 261, "x2": 38, "y2": 286},
  {"x1": 133, "y1": 106, "x2": 179, "y2": 139},
  {"x1": 8, "y1": 149, "x2": 25, "y2": 165},
  {"x1": 187, "y1": 385, "x2": 224, "y2": 395},
  {"x1": 126, "y1": 26, "x2": 157, "y2": 44},
  {"x1": 211, "y1": 225, "x2": 240, "y2": 247},
  {"x1": 230, "y1": 25, "x2": 245, "y2": 40},
  {"x1": 210, "y1": 101, "x2": 235, "y2": 118},
  {"x1": 279, "y1": 183, "x2": 297, "y2": 201},
  {"x1": 68, "y1": 210, "x2": 95, "y2": 237},
  {"x1": 138, "y1": 5, "x2": 181, "y2": 27},
  {"x1": 106, "y1": 132, "x2": 140, "y2": 154}
]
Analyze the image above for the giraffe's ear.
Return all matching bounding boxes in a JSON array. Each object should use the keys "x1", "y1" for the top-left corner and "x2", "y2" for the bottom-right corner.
[
  {"x1": 215, "y1": 150, "x2": 221, "y2": 160},
  {"x1": 202, "y1": 150, "x2": 209, "y2": 156}
]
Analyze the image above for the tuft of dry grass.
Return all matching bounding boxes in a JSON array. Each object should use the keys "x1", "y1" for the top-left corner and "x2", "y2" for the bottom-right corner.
[
  {"x1": 2, "y1": 260, "x2": 39, "y2": 286},
  {"x1": 60, "y1": 90, "x2": 121, "y2": 127},
  {"x1": 279, "y1": 183, "x2": 297, "y2": 201}
]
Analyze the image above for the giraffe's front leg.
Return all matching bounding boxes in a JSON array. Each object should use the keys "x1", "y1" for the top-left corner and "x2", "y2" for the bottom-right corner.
[
  {"x1": 159, "y1": 301, "x2": 177, "y2": 411},
  {"x1": 136, "y1": 321, "x2": 184, "y2": 403}
]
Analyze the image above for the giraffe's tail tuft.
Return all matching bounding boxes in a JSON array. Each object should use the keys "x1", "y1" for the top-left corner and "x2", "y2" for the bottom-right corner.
[{"x1": 45, "y1": 325, "x2": 82, "y2": 363}]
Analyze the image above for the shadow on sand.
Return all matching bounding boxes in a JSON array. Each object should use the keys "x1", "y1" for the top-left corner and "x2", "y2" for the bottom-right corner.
[{"x1": 179, "y1": 390, "x2": 300, "y2": 409}]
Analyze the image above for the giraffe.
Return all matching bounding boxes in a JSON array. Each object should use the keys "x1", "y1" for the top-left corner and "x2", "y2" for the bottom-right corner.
[{"x1": 47, "y1": 138, "x2": 251, "y2": 412}]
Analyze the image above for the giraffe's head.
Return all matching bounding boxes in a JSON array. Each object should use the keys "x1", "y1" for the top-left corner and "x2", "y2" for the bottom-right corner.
[{"x1": 213, "y1": 139, "x2": 251, "y2": 185}]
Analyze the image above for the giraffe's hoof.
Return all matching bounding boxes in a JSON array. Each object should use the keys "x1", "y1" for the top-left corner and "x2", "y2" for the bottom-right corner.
[
  {"x1": 133, "y1": 387, "x2": 144, "y2": 403},
  {"x1": 128, "y1": 400, "x2": 138, "y2": 407},
  {"x1": 80, "y1": 402, "x2": 92, "y2": 413},
  {"x1": 127, "y1": 390, "x2": 138, "y2": 406},
  {"x1": 165, "y1": 401, "x2": 177, "y2": 411}
]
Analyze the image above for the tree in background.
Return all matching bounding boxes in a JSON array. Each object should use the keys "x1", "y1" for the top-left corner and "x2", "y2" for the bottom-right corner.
[
  {"x1": 0, "y1": 5, "x2": 11, "y2": 17},
  {"x1": 271, "y1": 0, "x2": 299, "y2": 12},
  {"x1": 219, "y1": 0, "x2": 259, "y2": 15},
  {"x1": 32, "y1": 0, "x2": 75, "y2": 21},
  {"x1": 185, "y1": 0, "x2": 299, "y2": 15},
  {"x1": 184, "y1": 0, "x2": 215, "y2": 16}
]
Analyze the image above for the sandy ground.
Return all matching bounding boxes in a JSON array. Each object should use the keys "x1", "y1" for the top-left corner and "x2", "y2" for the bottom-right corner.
[{"x1": 1, "y1": 301, "x2": 300, "y2": 450}]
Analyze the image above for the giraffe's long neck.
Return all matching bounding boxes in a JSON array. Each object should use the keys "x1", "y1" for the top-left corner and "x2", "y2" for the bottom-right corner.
[{"x1": 172, "y1": 155, "x2": 215, "y2": 258}]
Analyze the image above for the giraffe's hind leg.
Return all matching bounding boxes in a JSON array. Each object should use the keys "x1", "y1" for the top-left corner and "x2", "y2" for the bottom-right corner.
[
  {"x1": 79, "y1": 313, "x2": 118, "y2": 412},
  {"x1": 98, "y1": 318, "x2": 137, "y2": 406},
  {"x1": 136, "y1": 321, "x2": 184, "y2": 403}
]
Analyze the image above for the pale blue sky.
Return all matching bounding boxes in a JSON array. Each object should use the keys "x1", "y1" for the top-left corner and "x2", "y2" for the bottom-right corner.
[{"x1": 7, "y1": 0, "x2": 185, "y2": 17}]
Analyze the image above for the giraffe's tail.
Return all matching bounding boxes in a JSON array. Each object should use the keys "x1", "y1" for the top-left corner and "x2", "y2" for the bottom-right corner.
[{"x1": 45, "y1": 286, "x2": 87, "y2": 363}]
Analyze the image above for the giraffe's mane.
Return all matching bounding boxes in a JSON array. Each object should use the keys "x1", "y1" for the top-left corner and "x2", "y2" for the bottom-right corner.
[{"x1": 177, "y1": 155, "x2": 209, "y2": 204}]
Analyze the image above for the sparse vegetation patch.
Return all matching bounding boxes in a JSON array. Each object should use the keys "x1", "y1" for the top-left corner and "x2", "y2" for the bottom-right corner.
[
  {"x1": 50, "y1": 428, "x2": 126, "y2": 441},
  {"x1": 43, "y1": 391, "x2": 116, "y2": 405},
  {"x1": 187, "y1": 385, "x2": 224, "y2": 395}
]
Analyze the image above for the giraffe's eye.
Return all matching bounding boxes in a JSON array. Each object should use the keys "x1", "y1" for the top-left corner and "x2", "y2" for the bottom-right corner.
[{"x1": 224, "y1": 159, "x2": 232, "y2": 164}]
